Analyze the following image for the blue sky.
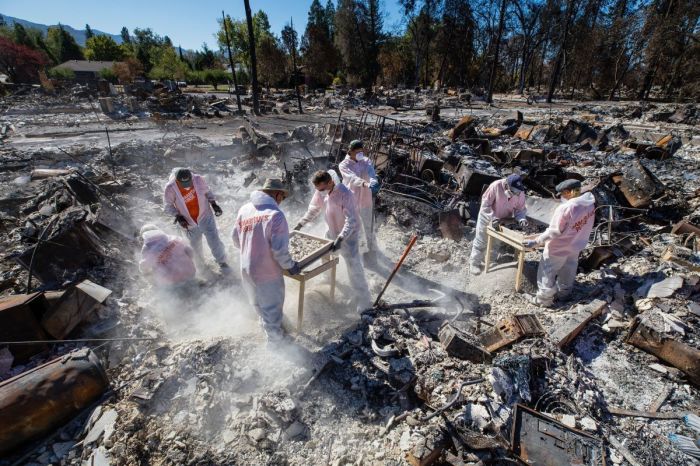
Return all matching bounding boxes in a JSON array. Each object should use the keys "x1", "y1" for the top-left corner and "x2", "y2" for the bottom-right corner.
[{"x1": 0, "y1": 0, "x2": 404, "y2": 50}]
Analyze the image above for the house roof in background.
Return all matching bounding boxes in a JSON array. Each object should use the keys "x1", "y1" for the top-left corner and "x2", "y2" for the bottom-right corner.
[{"x1": 56, "y1": 60, "x2": 116, "y2": 72}]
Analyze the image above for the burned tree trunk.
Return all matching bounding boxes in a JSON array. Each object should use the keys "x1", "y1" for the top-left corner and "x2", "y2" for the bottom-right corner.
[
  {"x1": 487, "y1": 0, "x2": 508, "y2": 103},
  {"x1": 222, "y1": 11, "x2": 242, "y2": 113},
  {"x1": 244, "y1": 0, "x2": 260, "y2": 115},
  {"x1": 547, "y1": 0, "x2": 575, "y2": 103}
]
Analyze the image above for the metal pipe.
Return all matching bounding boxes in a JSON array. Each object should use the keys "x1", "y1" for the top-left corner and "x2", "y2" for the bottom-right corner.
[{"x1": 0, "y1": 349, "x2": 108, "y2": 455}]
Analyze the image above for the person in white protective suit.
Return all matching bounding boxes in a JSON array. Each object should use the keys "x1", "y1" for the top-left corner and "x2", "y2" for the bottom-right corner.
[
  {"x1": 232, "y1": 178, "x2": 301, "y2": 342},
  {"x1": 523, "y1": 179, "x2": 596, "y2": 307},
  {"x1": 294, "y1": 170, "x2": 373, "y2": 313},
  {"x1": 338, "y1": 139, "x2": 380, "y2": 259},
  {"x1": 469, "y1": 174, "x2": 528, "y2": 274},
  {"x1": 139, "y1": 224, "x2": 197, "y2": 289},
  {"x1": 163, "y1": 168, "x2": 230, "y2": 273}
]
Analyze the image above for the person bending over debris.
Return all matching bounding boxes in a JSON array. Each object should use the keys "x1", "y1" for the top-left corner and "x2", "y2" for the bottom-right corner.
[
  {"x1": 139, "y1": 224, "x2": 197, "y2": 289},
  {"x1": 232, "y1": 178, "x2": 301, "y2": 342},
  {"x1": 523, "y1": 179, "x2": 596, "y2": 307},
  {"x1": 469, "y1": 174, "x2": 528, "y2": 274},
  {"x1": 295, "y1": 170, "x2": 373, "y2": 313},
  {"x1": 338, "y1": 139, "x2": 380, "y2": 259},
  {"x1": 163, "y1": 167, "x2": 230, "y2": 274}
]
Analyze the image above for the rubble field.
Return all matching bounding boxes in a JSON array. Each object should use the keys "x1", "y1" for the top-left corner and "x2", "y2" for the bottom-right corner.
[{"x1": 1, "y1": 85, "x2": 699, "y2": 466}]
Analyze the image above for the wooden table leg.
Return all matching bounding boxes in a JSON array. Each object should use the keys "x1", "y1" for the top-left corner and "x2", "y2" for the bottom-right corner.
[
  {"x1": 484, "y1": 234, "x2": 493, "y2": 273},
  {"x1": 515, "y1": 251, "x2": 525, "y2": 292},
  {"x1": 330, "y1": 262, "x2": 336, "y2": 303},
  {"x1": 297, "y1": 280, "x2": 305, "y2": 332}
]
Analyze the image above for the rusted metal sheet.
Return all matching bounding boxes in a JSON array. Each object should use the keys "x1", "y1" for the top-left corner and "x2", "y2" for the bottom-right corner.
[
  {"x1": 447, "y1": 115, "x2": 476, "y2": 141},
  {"x1": 40, "y1": 280, "x2": 112, "y2": 339},
  {"x1": 626, "y1": 314, "x2": 700, "y2": 387},
  {"x1": 0, "y1": 348, "x2": 108, "y2": 455},
  {"x1": 438, "y1": 323, "x2": 492, "y2": 363},
  {"x1": 479, "y1": 314, "x2": 544, "y2": 352},
  {"x1": 671, "y1": 220, "x2": 700, "y2": 236},
  {"x1": 617, "y1": 159, "x2": 663, "y2": 208},
  {"x1": 0, "y1": 293, "x2": 50, "y2": 362},
  {"x1": 514, "y1": 124, "x2": 534, "y2": 140},
  {"x1": 511, "y1": 404, "x2": 606, "y2": 466}
]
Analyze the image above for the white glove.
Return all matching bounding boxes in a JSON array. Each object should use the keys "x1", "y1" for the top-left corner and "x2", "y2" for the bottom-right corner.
[{"x1": 519, "y1": 219, "x2": 529, "y2": 227}]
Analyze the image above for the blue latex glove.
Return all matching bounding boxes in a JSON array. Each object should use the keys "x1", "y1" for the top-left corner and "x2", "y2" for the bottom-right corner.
[
  {"x1": 523, "y1": 239, "x2": 539, "y2": 248},
  {"x1": 369, "y1": 179, "x2": 380, "y2": 195},
  {"x1": 287, "y1": 262, "x2": 301, "y2": 275}
]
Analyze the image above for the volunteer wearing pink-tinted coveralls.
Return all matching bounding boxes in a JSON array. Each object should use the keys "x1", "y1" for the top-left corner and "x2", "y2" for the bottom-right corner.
[
  {"x1": 469, "y1": 175, "x2": 528, "y2": 274},
  {"x1": 295, "y1": 170, "x2": 372, "y2": 313},
  {"x1": 139, "y1": 224, "x2": 197, "y2": 288},
  {"x1": 338, "y1": 139, "x2": 379, "y2": 254},
  {"x1": 163, "y1": 167, "x2": 228, "y2": 271},
  {"x1": 232, "y1": 179, "x2": 300, "y2": 341},
  {"x1": 523, "y1": 179, "x2": 596, "y2": 307}
]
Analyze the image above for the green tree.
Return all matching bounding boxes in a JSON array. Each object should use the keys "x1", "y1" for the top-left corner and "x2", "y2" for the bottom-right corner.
[
  {"x1": 85, "y1": 35, "x2": 124, "y2": 61},
  {"x1": 193, "y1": 43, "x2": 220, "y2": 70},
  {"x1": 85, "y1": 24, "x2": 94, "y2": 40},
  {"x1": 216, "y1": 11, "x2": 273, "y2": 70},
  {"x1": 13, "y1": 23, "x2": 35, "y2": 48},
  {"x1": 120, "y1": 27, "x2": 131, "y2": 44},
  {"x1": 149, "y1": 46, "x2": 188, "y2": 80},
  {"x1": 301, "y1": 0, "x2": 339, "y2": 86},
  {"x1": 203, "y1": 68, "x2": 229, "y2": 89},
  {"x1": 46, "y1": 25, "x2": 84, "y2": 63},
  {"x1": 335, "y1": 0, "x2": 384, "y2": 87},
  {"x1": 132, "y1": 27, "x2": 165, "y2": 72},
  {"x1": 257, "y1": 34, "x2": 286, "y2": 89}
]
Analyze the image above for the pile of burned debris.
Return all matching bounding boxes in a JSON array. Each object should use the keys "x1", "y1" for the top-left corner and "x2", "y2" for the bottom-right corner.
[{"x1": 0, "y1": 87, "x2": 699, "y2": 466}]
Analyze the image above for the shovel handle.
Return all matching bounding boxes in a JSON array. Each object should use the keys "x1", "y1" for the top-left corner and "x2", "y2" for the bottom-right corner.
[{"x1": 374, "y1": 233, "x2": 418, "y2": 306}]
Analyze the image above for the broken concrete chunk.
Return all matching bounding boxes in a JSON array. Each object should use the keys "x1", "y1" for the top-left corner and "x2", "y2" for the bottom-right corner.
[
  {"x1": 84, "y1": 408, "x2": 118, "y2": 445},
  {"x1": 560, "y1": 414, "x2": 576, "y2": 428},
  {"x1": 580, "y1": 416, "x2": 598, "y2": 432},
  {"x1": 645, "y1": 276, "x2": 683, "y2": 299}
]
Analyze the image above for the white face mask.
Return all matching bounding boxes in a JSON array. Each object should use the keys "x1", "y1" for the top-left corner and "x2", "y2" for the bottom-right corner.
[{"x1": 356, "y1": 152, "x2": 366, "y2": 161}]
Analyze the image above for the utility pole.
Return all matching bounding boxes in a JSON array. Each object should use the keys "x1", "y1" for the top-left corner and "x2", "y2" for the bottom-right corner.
[
  {"x1": 244, "y1": 0, "x2": 260, "y2": 115},
  {"x1": 222, "y1": 10, "x2": 242, "y2": 112},
  {"x1": 290, "y1": 18, "x2": 303, "y2": 114}
]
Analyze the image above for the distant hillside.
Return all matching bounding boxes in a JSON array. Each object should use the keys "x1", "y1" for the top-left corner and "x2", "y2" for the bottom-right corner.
[{"x1": 0, "y1": 14, "x2": 123, "y2": 46}]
